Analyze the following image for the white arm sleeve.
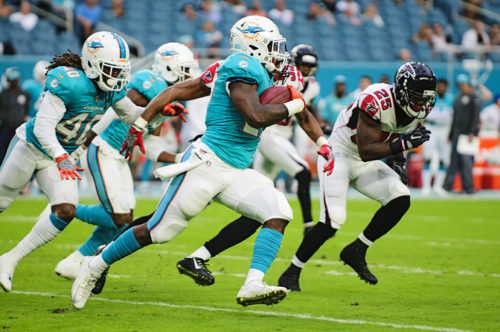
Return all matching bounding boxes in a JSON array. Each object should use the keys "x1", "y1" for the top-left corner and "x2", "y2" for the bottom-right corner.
[
  {"x1": 33, "y1": 91, "x2": 68, "y2": 159},
  {"x1": 111, "y1": 96, "x2": 142, "y2": 125},
  {"x1": 143, "y1": 134, "x2": 165, "y2": 161},
  {"x1": 92, "y1": 107, "x2": 119, "y2": 135}
]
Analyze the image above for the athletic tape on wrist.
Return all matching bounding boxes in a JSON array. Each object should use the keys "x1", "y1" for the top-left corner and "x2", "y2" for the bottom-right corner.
[
  {"x1": 316, "y1": 136, "x2": 328, "y2": 148},
  {"x1": 284, "y1": 99, "x2": 305, "y2": 117},
  {"x1": 133, "y1": 116, "x2": 148, "y2": 131}
]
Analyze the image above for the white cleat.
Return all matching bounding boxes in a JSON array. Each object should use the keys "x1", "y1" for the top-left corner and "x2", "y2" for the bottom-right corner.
[
  {"x1": 0, "y1": 255, "x2": 16, "y2": 292},
  {"x1": 55, "y1": 251, "x2": 84, "y2": 280},
  {"x1": 236, "y1": 279, "x2": 288, "y2": 306},
  {"x1": 71, "y1": 257, "x2": 100, "y2": 309}
]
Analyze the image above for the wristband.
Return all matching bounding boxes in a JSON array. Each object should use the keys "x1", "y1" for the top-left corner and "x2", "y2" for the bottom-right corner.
[
  {"x1": 389, "y1": 140, "x2": 405, "y2": 155},
  {"x1": 132, "y1": 116, "x2": 148, "y2": 131},
  {"x1": 284, "y1": 99, "x2": 305, "y2": 117},
  {"x1": 316, "y1": 136, "x2": 328, "y2": 148},
  {"x1": 174, "y1": 153, "x2": 183, "y2": 163}
]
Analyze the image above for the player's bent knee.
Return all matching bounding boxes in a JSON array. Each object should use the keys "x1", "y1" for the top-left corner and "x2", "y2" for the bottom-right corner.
[
  {"x1": 52, "y1": 203, "x2": 76, "y2": 222},
  {"x1": 111, "y1": 213, "x2": 133, "y2": 228},
  {"x1": 150, "y1": 219, "x2": 188, "y2": 244},
  {"x1": 329, "y1": 208, "x2": 346, "y2": 229},
  {"x1": 384, "y1": 180, "x2": 411, "y2": 204},
  {"x1": 0, "y1": 196, "x2": 14, "y2": 212}
]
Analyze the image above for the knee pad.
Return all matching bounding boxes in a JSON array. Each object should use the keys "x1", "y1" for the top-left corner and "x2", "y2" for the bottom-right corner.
[
  {"x1": 295, "y1": 168, "x2": 311, "y2": 184},
  {"x1": 150, "y1": 218, "x2": 188, "y2": 244}
]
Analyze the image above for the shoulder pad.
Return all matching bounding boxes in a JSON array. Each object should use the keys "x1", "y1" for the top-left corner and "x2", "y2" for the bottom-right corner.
[{"x1": 46, "y1": 66, "x2": 90, "y2": 103}]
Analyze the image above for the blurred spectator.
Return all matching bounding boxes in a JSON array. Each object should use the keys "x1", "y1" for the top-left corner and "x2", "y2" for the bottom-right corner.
[
  {"x1": 9, "y1": 1, "x2": 38, "y2": 31},
  {"x1": 222, "y1": 0, "x2": 246, "y2": 15},
  {"x1": 306, "y1": 2, "x2": 335, "y2": 25},
  {"x1": 480, "y1": 94, "x2": 500, "y2": 134},
  {"x1": 361, "y1": 2, "x2": 384, "y2": 27},
  {"x1": 21, "y1": 60, "x2": 49, "y2": 119},
  {"x1": 431, "y1": 22, "x2": 450, "y2": 53},
  {"x1": 111, "y1": 0, "x2": 125, "y2": 18},
  {"x1": 489, "y1": 23, "x2": 500, "y2": 46},
  {"x1": 336, "y1": 0, "x2": 360, "y2": 16},
  {"x1": 443, "y1": 74, "x2": 481, "y2": 194},
  {"x1": 416, "y1": 0, "x2": 432, "y2": 12},
  {"x1": 321, "y1": 0, "x2": 336, "y2": 13},
  {"x1": 0, "y1": 67, "x2": 30, "y2": 164},
  {"x1": 268, "y1": 0, "x2": 294, "y2": 26},
  {"x1": 199, "y1": 0, "x2": 222, "y2": 25},
  {"x1": 462, "y1": 0, "x2": 482, "y2": 21},
  {"x1": 399, "y1": 48, "x2": 412, "y2": 62},
  {"x1": 462, "y1": 20, "x2": 490, "y2": 50},
  {"x1": 246, "y1": 0, "x2": 266, "y2": 17},
  {"x1": 179, "y1": 34, "x2": 195, "y2": 49},
  {"x1": 195, "y1": 21, "x2": 222, "y2": 58},
  {"x1": 379, "y1": 74, "x2": 390, "y2": 84},
  {"x1": 412, "y1": 23, "x2": 433, "y2": 47},
  {"x1": 349, "y1": 75, "x2": 372, "y2": 100},
  {"x1": 0, "y1": 0, "x2": 14, "y2": 19},
  {"x1": 317, "y1": 75, "x2": 352, "y2": 126},
  {"x1": 182, "y1": 3, "x2": 198, "y2": 22},
  {"x1": 75, "y1": 0, "x2": 102, "y2": 43}
]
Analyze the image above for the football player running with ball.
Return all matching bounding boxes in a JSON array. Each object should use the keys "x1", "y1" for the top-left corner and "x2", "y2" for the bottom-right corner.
[
  {"x1": 278, "y1": 62, "x2": 437, "y2": 291},
  {"x1": 53, "y1": 43, "x2": 196, "y2": 279},
  {"x1": 0, "y1": 31, "x2": 146, "y2": 292},
  {"x1": 71, "y1": 15, "x2": 333, "y2": 309}
]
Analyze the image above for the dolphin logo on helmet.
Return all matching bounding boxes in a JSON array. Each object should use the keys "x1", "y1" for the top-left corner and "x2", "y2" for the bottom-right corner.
[
  {"x1": 237, "y1": 25, "x2": 265, "y2": 39},
  {"x1": 87, "y1": 39, "x2": 104, "y2": 54}
]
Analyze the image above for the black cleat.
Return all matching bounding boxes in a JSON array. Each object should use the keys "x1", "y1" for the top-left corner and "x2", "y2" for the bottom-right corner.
[
  {"x1": 278, "y1": 265, "x2": 302, "y2": 292},
  {"x1": 91, "y1": 245, "x2": 109, "y2": 295},
  {"x1": 339, "y1": 242, "x2": 378, "y2": 285},
  {"x1": 176, "y1": 257, "x2": 214, "y2": 286}
]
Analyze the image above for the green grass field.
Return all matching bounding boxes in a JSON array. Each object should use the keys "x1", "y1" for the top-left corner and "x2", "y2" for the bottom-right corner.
[{"x1": 0, "y1": 197, "x2": 499, "y2": 331}]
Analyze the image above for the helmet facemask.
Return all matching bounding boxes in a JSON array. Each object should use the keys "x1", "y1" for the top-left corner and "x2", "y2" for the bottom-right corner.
[{"x1": 96, "y1": 60, "x2": 131, "y2": 92}]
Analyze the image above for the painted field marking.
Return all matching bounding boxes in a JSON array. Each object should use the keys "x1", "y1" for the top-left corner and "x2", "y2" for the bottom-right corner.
[{"x1": 10, "y1": 290, "x2": 473, "y2": 332}]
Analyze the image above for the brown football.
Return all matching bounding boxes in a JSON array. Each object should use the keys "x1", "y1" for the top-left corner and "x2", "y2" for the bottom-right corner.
[{"x1": 259, "y1": 85, "x2": 292, "y2": 104}]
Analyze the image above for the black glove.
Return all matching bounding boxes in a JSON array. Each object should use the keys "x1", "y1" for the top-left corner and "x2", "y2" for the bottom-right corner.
[
  {"x1": 392, "y1": 160, "x2": 408, "y2": 185},
  {"x1": 402, "y1": 125, "x2": 431, "y2": 150}
]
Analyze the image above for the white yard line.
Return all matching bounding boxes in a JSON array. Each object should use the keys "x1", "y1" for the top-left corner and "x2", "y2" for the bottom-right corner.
[{"x1": 10, "y1": 290, "x2": 473, "y2": 332}]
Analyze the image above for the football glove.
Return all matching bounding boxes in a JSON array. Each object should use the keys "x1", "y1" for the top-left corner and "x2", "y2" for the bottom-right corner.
[
  {"x1": 402, "y1": 125, "x2": 431, "y2": 150},
  {"x1": 317, "y1": 144, "x2": 334, "y2": 176},
  {"x1": 392, "y1": 160, "x2": 408, "y2": 185},
  {"x1": 162, "y1": 103, "x2": 189, "y2": 122},
  {"x1": 120, "y1": 128, "x2": 145, "y2": 161},
  {"x1": 56, "y1": 154, "x2": 83, "y2": 180}
]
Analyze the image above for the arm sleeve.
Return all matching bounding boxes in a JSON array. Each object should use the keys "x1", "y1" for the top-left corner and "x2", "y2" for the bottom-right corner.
[
  {"x1": 143, "y1": 134, "x2": 164, "y2": 161},
  {"x1": 111, "y1": 96, "x2": 142, "y2": 126},
  {"x1": 33, "y1": 91, "x2": 67, "y2": 159},
  {"x1": 92, "y1": 107, "x2": 119, "y2": 135}
]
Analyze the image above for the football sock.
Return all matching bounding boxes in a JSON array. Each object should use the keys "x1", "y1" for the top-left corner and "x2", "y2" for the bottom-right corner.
[
  {"x1": 189, "y1": 246, "x2": 212, "y2": 260},
  {"x1": 204, "y1": 215, "x2": 261, "y2": 257},
  {"x1": 422, "y1": 167, "x2": 432, "y2": 192},
  {"x1": 434, "y1": 170, "x2": 446, "y2": 189},
  {"x1": 295, "y1": 222, "x2": 336, "y2": 264},
  {"x1": 362, "y1": 195, "x2": 410, "y2": 242},
  {"x1": 246, "y1": 228, "x2": 283, "y2": 284},
  {"x1": 78, "y1": 224, "x2": 128, "y2": 256},
  {"x1": 76, "y1": 205, "x2": 116, "y2": 228},
  {"x1": 100, "y1": 228, "x2": 144, "y2": 266},
  {"x1": 5, "y1": 214, "x2": 66, "y2": 263},
  {"x1": 295, "y1": 168, "x2": 313, "y2": 224}
]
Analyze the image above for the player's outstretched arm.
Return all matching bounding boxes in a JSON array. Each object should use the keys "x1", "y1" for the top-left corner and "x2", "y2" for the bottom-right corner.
[
  {"x1": 230, "y1": 82, "x2": 298, "y2": 128},
  {"x1": 295, "y1": 107, "x2": 324, "y2": 142}
]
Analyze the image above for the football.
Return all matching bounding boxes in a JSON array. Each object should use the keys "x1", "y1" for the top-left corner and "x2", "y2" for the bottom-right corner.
[{"x1": 259, "y1": 85, "x2": 292, "y2": 104}]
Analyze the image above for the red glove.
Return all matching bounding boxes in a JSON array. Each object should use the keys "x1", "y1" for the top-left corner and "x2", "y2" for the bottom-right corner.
[
  {"x1": 56, "y1": 154, "x2": 84, "y2": 180},
  {"x1": 120, "y1": 128, "x2": 145, "y2": 161},
  {"x1": 162, "y1": 103, "x2": 189, "y2": 122},
  {"x1": 287, "y1": 84, "x2": 305, "y2": 106},
  {"x1": 317, "y1": 144, "x2": 334, "y2": 176}
]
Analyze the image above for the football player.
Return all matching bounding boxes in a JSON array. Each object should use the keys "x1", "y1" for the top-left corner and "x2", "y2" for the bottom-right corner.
[
  {"x1": 22, "y1": 60, "x2": 50, "y2": 119},
  {"x1": 278, "y1": 62, "x2": 437, "y2": 290},
  {"x1": 0, "y1": 31, "x2": 148, "y2": 292},
  {"x1": 71, "y1": 15, "x2": 333, "y2": 309},
  {"x1": 52, "y1": 43, "x2": 196, "y2": 279}
]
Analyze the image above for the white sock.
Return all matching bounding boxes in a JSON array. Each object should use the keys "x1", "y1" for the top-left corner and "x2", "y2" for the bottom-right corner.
[
  {"x1": 189, "y1": 246, "x2": 211, "y2": 260},
  {"x1": 422, "y1": 169, "x2": 432, "y2": 192},
  {"x1": 4, "y1": 215, "x2": 61, "y2": 264},
  {"x1": 358, "y1": 233, "x2": 373, "y2": 247},
  {"x1": 244, "y1": 268, "x2": 265, "y2": 285},
  {"x1": 88, "y1": 254, "x2": 109, "y2": 274},
  {"x1": 291, "y1": 255, "x2": 305, "y2": 268},
  {"x1": 434, "y1": 170, "x2": 446, "y2": 190}
]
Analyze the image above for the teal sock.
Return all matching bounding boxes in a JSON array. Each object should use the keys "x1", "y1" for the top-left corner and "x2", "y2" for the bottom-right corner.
[
  {"x1": 101, "y1": 228, "x2": 144, "y2": 265},
  {"x1": 78, "y1": 224, "x2": 128, "y2": 256},
  {"x1": 49, "y1": 213, "x2": 69, "y2": 231},
  {"x1": 76, "y1": 205, "x2": 116, "y2": 228},
  {"x1": 250, "y1": 228, "x2": 283, "y2": 273}
]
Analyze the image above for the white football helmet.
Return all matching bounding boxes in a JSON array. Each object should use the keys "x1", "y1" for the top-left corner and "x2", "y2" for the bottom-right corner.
[
  {"x1": 33, "y1": 60, "x2": 49, "y2": 84},
  {"x1": 230, "y1": 15, "x2": 288, "y2": 73},
  {"x1": 81, "y1": 31, "x2": 131, "y2": 92},
  {"x1": 152, "y1": 42, "x2": 200, "y2": 84}
]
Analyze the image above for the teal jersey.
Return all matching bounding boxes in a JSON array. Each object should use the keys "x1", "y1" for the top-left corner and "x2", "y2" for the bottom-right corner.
[
  {"x1": 201, "y1": 53, "x2": 272, "y2": 169},
  {"x1": 25, "y1": 66, "x2": 126, "y2": 155},
  {"x1": 317, "y1": 93, "x2": 354, "y2": 125},
  {"x1": 100, "y1": 69, "x2": 168, "y2": 151},
  {"x1": 21, "y1": 79, "x2": 44, "y2": 118},
  {"x1": 427, "y1": 92, "x2": 453, "y2": 126}
]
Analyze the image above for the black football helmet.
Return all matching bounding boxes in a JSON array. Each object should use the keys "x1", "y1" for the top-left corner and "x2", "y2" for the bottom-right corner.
[
  {"x1": 393, "y1": 62, "x2": 437, "y2": 119},
  {"x1": 290, "y1": 44, "x2": 318, "y2": 81}
]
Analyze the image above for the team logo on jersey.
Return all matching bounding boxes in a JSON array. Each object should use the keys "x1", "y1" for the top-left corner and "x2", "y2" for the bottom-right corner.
[
  {"x1": 50, "y1": 78, "x2": 59, "y2": 88},
  {"x1": 87, "y1": 38, "x2": 104, "y2": 54},
  {"x1": 160, "y1": 50, "x2": 178, "y2": 60},
  {"x1": 203, "y1": 70, "x2": 212, "y2": 82},
  {"x1": 143, "y1": 80, "x2": 152, "y2": 89},
  {"x1": 237, "y1": 23, "x2": 264, "y2": 40},
  {"x1": 239, "y1": 60, "x2": 248, "y2": 68}
]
